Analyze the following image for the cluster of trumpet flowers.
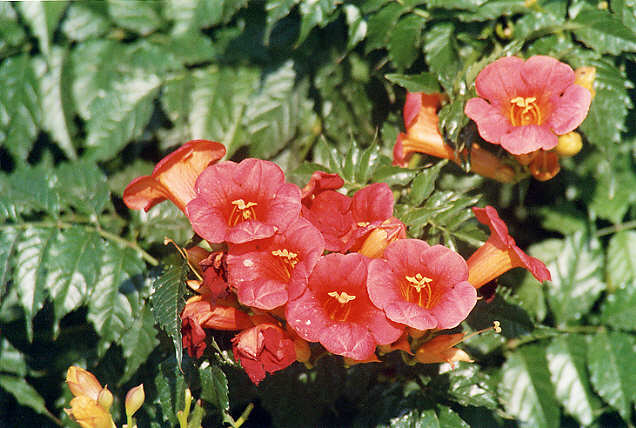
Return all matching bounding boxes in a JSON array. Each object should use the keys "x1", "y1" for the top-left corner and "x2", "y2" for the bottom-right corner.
[
  {"x1": 123, "y1": 134, "x2": 551, "y2": 385},
  {"x1": 394, "y1": 55, "x2": 594, "y2": 182}
]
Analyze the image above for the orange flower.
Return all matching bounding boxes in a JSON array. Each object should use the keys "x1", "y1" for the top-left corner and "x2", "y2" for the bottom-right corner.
[
  {"x1": 355, "y1": 216, "x2": 406, "y2": 258},
  {"x1": 393, "y1": 92, "x2": 515, "y2": 183},
  {"x1": 528, "y1": 150, "x2": 561, "y2": 181},
  {"x1": 66, "y1": 366, "x2": 104, "y2": 402},
  {"x1": 65, "y1": 396, "x2": 115, "y2": 428},
  {"x1": 415, "y1": 333, "x2": 473, "y2": 364},
  {"x1": 181, "y1": 295, "x2": 253, "y2": 331},
  {"x1": 123, "y1": 139, "x2": 226, "y2": 212},
  {"x1": 467, "y1": 206, "x2": 551, "y2": 288}
]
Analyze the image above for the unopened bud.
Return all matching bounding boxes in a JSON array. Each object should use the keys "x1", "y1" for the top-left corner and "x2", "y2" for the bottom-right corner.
[
  {"x1": 125, "y1": 384, "x2": 145, "y2": 417},
  {"x1": 555, "y1": 132, "x2": 583, "y2": 157},
  {"x1": 97, "y1": 386, "x2": 113, "y2": 410},
  {"x1": 574, "y1": 66, "x2": 596, "y2": 99}
]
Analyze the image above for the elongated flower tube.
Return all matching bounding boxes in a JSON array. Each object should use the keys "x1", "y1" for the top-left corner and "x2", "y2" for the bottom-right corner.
[
  {"x1": 465, "y1": 55, "x2": 591, "y2": 155},
  {"x1": 123, "y1": 140, "x2": 226, "y2": 212},
  {"x1": 415, "y1": 333, "x2": 473, "y2": 365},
  {"x1": 467, "y1": 206, "x2": 551, "y2": 288},
  {"x1": 528, "y1": 150, "x2": 561, "y2": 181},
  {"x1": 393, "y1": 92, "x2": 515, "y2": 182}
]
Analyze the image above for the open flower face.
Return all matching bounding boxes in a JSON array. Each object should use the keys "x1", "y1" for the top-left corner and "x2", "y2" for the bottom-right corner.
[
  {"x1": 467, "y1": 206, "x2": 551, "y2": 288},
  {"x1": 186, "y1": 158, "x2": 302, "y2": 244},
  {"x1": 123, "y1": 140, "x2": 226, "y2": 212},
  {"x1": 286, "y1": 253, "x2": 403, "y2": 361},
  {"x1": 367, "y1": 240, "x2": 477, "y2": 331},
  {"x1": 227, "y1": 217, "x2": 325, "y2": 310},
  {"x1": 465, "y1": 55, "x2": 591, "y2": 155}
]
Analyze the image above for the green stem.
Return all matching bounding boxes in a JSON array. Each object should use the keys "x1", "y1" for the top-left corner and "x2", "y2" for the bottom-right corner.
[
  {"x1": 596, "y1": 220, "x2": 636, "y2": 237},
  {"x1": 505, "y1": 325, "x2": 606, "y2": 350}
]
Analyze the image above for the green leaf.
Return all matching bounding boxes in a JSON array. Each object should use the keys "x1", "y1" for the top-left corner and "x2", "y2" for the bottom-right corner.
[
  {"x1": 188, "y1": 65, "x2": 260, "y2": 157},
  {"x1": 587, "y1": 156, "x2": 636, "y2": 225},
  {"x1": 587, "y1": 331, "x2": 636, "y2": 419},
  {"x1": 536, "y1": 204, "x2": 587, "y2": 235},
  {"x1": 437, "y1": 405, "x2": 470, "y2": 428},
  {"x1": 437, "y1": 97, "x2": 469, "y2": 145},
  {"x1": 56, "y1": 160, "x2": 110, "y2": 217},
  {"x1": 107, "y1": 0, "x2": 162, "y2": 36},
  {"x1": 344, "y1": 4, "x2": 367, "y2": 51},
  {"x1": 37, "y1": 47, "x2": 78, "y2": 160},
  {"x1": 365, "y1": 3, "x2": 406, "y2": 53},
  {"x1": 466, "y1": 295, "x2": 534, "y2": 339},
  {"x1": 264, "y1": 0, "x2": 300, "y2": 44},
  {"x1": 0, "y1": 375, "x2": 50, "y2": 418},
  {"x1": 447, "y1": 363, "x2": 499, "y2": 409},
  {"x1": 601, "y1": 281, "x2": 636, "y2": 331},
  {"x1": 155, "y1": 358, "x2": 186, "y2": 426},
  {"x1": 48, "y1": 227, "x2": 103, "y2": 330},
  {"x1": 606, "y1": 230, "x2": 636, "y2": 289},
  {"x1": 297, "y1": 0, "x2": 338, "y2": 46},
  {"x1": 385, "y1": 72, "x2": 441, "y2": 93},
  {"x1": 388, "y1": 15, "x2": 424, "y2": 70},
  {"x1": 372, "y1": 165, "x2": 418, "y2": 187},
  {"x1": 85, "y1": 72, "x2": 162, "y2": 161},
  {"x1": 0, "y1": 229, "x2": 21, "y2": 299},
  {"x1": 151, "y1": 262, "x2": 187, "y2": 369},
  {"x1": 389, "y1": 408, "x2": 439, "y2": 427},
  {"x1": 7, "y1": 166, "x2": 61, "y2": 217},
  {"x1": 14, "y1": 227, "x2": 57, "y2": 342},
  {"x1": 61, "y1": 2, "x2": 111, "y2": 42},
  {"x1": 546, "y1": 232, "x2": 605, "y2": 326},
  {"x1": 499, "y1": 345, "x2": 560, "y2": 428},
  {"x1": 0, "y1": 4, "x2": 26, "y2": 58},
  {"x1": 0, "y1": 54, "x2": 41, "y2": 162},
  {"x1": 88, "y1": 243, "x2": 145, "y2": 356},
  {"x1": 17, "y1": 1, "x2": 67, "y2": 57},
  {"x1": 424, "y1": 23, "x2": 460, "y2": 92},
  {"x1": 200, "y1": 363, "x2": 229, "y2": 411},
  {"x1": 572, "y1": 9, "x2": 636, "y2": 55},
  {"x1": 408, "y1": 161, "x2": 446, "y2": 206},
  {"x1": 120, "y1": 305, "x2": 159, "y2": 383},
  {"x1": 546, "y1": 335, "x2": 600, "y2": 426},
  {"x1": 132, "y1": 202, "x2": 194, "y2": 246},
  {"x1": 0, "y1": 338, "x2": 27, "y2": 376}
]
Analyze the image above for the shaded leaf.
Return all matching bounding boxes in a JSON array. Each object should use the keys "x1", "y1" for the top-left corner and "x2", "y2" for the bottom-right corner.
[
  {"x1": 365, "y1": 3, "x2": 406, "y2": 53},
  {"x1": 446, "y1": 363, "x2": 499, "y2": 409},
  {"x1": 0, "y1": 4, "x2": 26, "y2": 58},
  {"x1": 120, "y1": 305, "x2": 159, "y2": 383},
  {"x1": 587, "y1": 331, "x2": 636, "y2": 419},
  {"x1": 385, "y1": 72, "x2": 441, "y2": 93},
  {"x1": 151, "y1": 262, "x2": 187, "y2": 369},
  {"x1": 0, "y1": 229, "x2": 20, "y2": 299},
  {"x1": 606, "y1": 230, "x2": 636, "y2": 289},
  {"x1": 0, "y1": 55, "x2": 41, "y2": 162},
  {"x1": 499, "y1": 345, "x2": 560, "y2": 428},
  {"x1": 297, "y1": 0, "x2": 338, "y2": 46},
  {"x1": 88, "y1": 243, "x2": 145, "y2": 356},
  {"x1": 546, "y1": 232, "x2": 605, "y2": 326},
  {"x1": 0, "y1": 375, "x2": 50, "y2": 418},
  {"x1": 7, "y1": 166, "x2": 61, "y2": 217},
  {"x1": 0, "y1": 339, "x2": 26, "y2": 377},
  {"x1": 573, "y1": 9, "x2": 636, "y2": 55},
  {"x1": 601, "y1": 281, "x2": 636, "y2": 331},
  {"x1": 536, "y1": 204, "x2": 587, "y2": 235},
  {"x1": 408, "y1": 161, "x2": 446, "y2": 206},
  {"x1": 200, "y1": 363, "x2": 229, "y2": 411},
  {"x1": 344, "y1": 4, "x2": 367, "y2": 51},
  {"x1": 389, "y1": 408, "x2": 439, "y2": 428},
  {"x1": 14, "y1": 227, "x2": 57, "y2": 342},
  {"x1": 388, "y1": 15, "x2": 424, "y2": 70},
  {"x1": 17, "y1": 2, "x2": 67, "y2": 57},
  {"x1": 155, "y1": 358, "x2": 186, "y2": 426},
  {"x1": 264, "y1": 0, "x2": 300, "y2": 44},
  {"x1": 56, "y1": 160, "x2": 110, "y2": 217},
  {"x1": 424, "y1": 23, "x2": 460, "y2": 92},
  {"x1": 437, "y1": 405, "x2": 470, "y2": 428},
  {"x1": 546, "y1": 335, "x2": 600, "y2": 426}
]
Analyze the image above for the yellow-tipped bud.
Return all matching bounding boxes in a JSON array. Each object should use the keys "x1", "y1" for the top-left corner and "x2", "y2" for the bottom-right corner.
[
  {"x1": 574, "y1": 66, "x2": 596, "y2": 99},
  {"x1": 555, "y1": 132, "x2": 583, "y2": 157},
  {"x1": 65, "y1": 396, "x2": 114, "y2": 428},
  {"x1": 125, "y1": 384, "x2": 145, "y2": 417},
  {"x1": 97, "y1": 387, "x2": 113, "y2": 410},
  {"x1": 66, "y1": 366, "x2": 104, "y2": 402}
]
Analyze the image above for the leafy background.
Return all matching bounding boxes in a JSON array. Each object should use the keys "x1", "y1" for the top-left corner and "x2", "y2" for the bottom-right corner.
[{"x1": 0, "y1": 1, "x2": 635, "y2": 427}]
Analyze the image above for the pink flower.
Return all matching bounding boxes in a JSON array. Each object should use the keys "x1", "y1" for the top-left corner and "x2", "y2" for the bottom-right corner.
[
  {"x1": 367, "y1": 239, "x2": 477, "y2": 331},
  {"x1": 226, "y1": 217, "x2": 325, "y2": 310},
  {"x1": 301, "y1": 171, "x2": 345, "y2": 207},
  {"x1": 123, "y1": 140, "x2": 226, "y2": 212},
  {"x1": 232, "y1": 323, "x2": 297, "y2": 385},
  {"x1": 186, "y1": 158, "x2": 302, "y2": 244},
  {"x1": 465, "y1": 55, "x2": 591, "y2": 155},
  {"x1": 286, "y1": 253, "x2": 403, "y2": 361},
  {"x1": 467, "y1": 206, "x2": 551, "y2": 288}
]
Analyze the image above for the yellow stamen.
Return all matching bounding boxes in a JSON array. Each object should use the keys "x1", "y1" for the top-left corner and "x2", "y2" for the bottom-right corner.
[
  {"x1": 357, "y1": 222, "x2": 370, "y2": 227},
  {"x1": 324, "y1": 291, "x2": 357, "y2": 322},
  {"x1": 405, "y1": 273, "x2": 433, "y2": 293},
  {"x1": 328, "y1": 291, "x2": 356, "y2": 304},
  {"x1": 402, "y1": 273, "x2": 434, "y2": 308},
  {"x1": 229, "y1": 199, "x2": 258, "y2": 225},
  {"x1": 509, "y1": 96, "x2": 542, "y2": 126},
  {"x1": 270, "y1": 249, "x2": 299, "y2": 280}
]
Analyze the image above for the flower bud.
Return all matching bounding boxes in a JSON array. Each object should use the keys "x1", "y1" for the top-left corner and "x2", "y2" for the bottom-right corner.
[
  {"x1": 574, "y1": 66, "x2": 596, "y2": 99},
  {"x1": 125, "y1": 384, "x2": 145, "y2": 417},
  {"x1": 66, "y1": 366, "x2": 103, "y2": 401},
  {"x1": 555, "y1": 131, "x2": 583, "y2": 157},
  {"x1": 97, "y1": 387, "x2": 113, "y2": 410}
]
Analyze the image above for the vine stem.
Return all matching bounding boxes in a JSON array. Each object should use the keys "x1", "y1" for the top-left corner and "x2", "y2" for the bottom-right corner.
[
  {"x1": 505, "y1": 325, "x2": 606, "y2": 350},
  {"x1": 595, "y1": 220, "x2": 636, "y2": 237},
  {"x1": 1, "y1": 221, "x2": 159, "y2": 266}
]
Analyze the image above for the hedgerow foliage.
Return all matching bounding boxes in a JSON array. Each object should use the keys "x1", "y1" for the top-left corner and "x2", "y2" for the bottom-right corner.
[{"x1": 1, "y1": 1, "x2": 635, "y2": 427}]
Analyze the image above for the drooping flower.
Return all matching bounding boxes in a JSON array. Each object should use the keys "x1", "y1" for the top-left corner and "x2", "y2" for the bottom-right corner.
[
  {"x1": 355, "y1": 216, "x2": 406, "y2": 258},
  {"x1": 393, "y1": 93, "x2": 516, "y2": 182},
  {"x1": 465, "y1": 55, "x2": 592, "y2": 155},
  {"x1": 181, "y1": 295, "x2": 253, "y2": 331},
  {"x1": 415, "y1": 333, "x2": 473, "y2": 365},
  {"x1": 301, "y1": 171, "x2": 345, "y2": 207},
  {"x1": 226, "y1": 217, "x2": 325, "y2": 310},
  {"x1": 367, "y1": 239, "x2": 477, "y2": 331},
  {"x1": 186, "y1": 158, "x2": 302, "y2": 244},
  {"x1": 286, "y1": 253, "x2": 404, "y2": 361},
  {"x1": 182, "y1": 316, "x2": 207, "y2": 359},
  {"x1": 123, "y1": 140, "x2": 226, "y2": 212},
  {"x1": 467, "y1": 206, "x2": 551, "y2": 288},
  {"x1": 232, "y1": 322, "x2": 297, "y2": 385}
]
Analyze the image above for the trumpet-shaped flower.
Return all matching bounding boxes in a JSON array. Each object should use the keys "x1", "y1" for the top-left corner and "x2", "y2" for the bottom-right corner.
[
  {"x1": 367, "y1": 240, "x2": 477, "y2": 331},
  {"x1": 227, "y1": 217, "x2": 325, "y2": 310},
  {"x1": 415, "y1": 333, "x2": 473, "y2": 364},
  {"x1": 286, "y1": 253, "x2": 403, "y2": 361},
  {"x1": 232, "y1": 323, "x2": 297, "y2": 385},
  {"x1": 123, "y1": 140, "x2": 226, "y2": 212},
  {"x1": 465, "y1": 55, "x2": 591, "y2": 155},
  {"x1": 181, "y1": 295, "x2": 253, "y2": 331},
  {"x1": 301, "y1": 170, "x2": 345, "y2": 207},
  {"x1": 65, "y1": 396, "x2": 115, "y2": 428},
  {"x1": 467, "y1": 206, "x2": 551, "y2": 288},
  {"x1": 186, "y1": 158, "x2": 302, "y2": 244}
]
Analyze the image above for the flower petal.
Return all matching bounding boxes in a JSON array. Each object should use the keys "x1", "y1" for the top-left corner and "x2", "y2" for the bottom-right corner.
[
  {"x1": 548, "y1": 84, "x2": 592, "y2": 135},
  {"x1": 352, "y1": 182, "x2": 394, "y2": 224},
  {"x1": 521, "y1": 55, "x2": 575, "y2": 101},
  {"x1": 319, "y1": 322, "x2": 376, "y2": 360},
  {"x1": 475, "y1": 56, "x2": 525, "y2": 106},
  {"x1": 429, "y1": 281, "x2": 477, "y2": 329},
  {"x1": 384, "y1": 301, "x2": 437, "y2": 331},
  {"x1": 500, "y1": 124, "x2": 557, "y2": 155},
  {"x1": 465, "y1": 98, "x2": 513, "y2": 144},
  {"x1": 186, "y1": 198, "x2": 228, "y2": 243}
]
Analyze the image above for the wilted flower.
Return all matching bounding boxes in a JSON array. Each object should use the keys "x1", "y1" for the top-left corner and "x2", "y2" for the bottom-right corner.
[
  {"x1": 367, "y1": 239, "x2": 477, "y2": 331},
  {"x1": 123, "y1": 140, "x2": 226, "y2": 212},
  {"x1": 181, "y1": 295, "x2": 253, "y2": 331},
  {"x1": 286, "y1": 253, "x2": 403, "y2": 361},
  {"x1": 467, "y1": 206, "x2": 551, "y2": 288},
  {"x1": 186, "y1": 158, "x2": 301, "y2": 244},
  {"x1": 465, "y1": 55, "x2": 591, "y2": 155}
]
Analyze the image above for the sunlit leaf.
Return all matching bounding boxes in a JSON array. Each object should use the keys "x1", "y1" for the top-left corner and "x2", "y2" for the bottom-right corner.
[
  {"x1": 17, "y1": 1, "x2": 67, "y2": 57},
  {"x1": 56, "y1": 160, "x2": 110, "y2": 217},
  {"x1": 107, "y1": 0, "x2": 162, "y2": 36},
  {"x1": 297, "y1": 0, "x2": 338, "y2": 46},
  {"x1": 606, "y1": 230, "x2": 636, "y2": 289},
  {"x1": 385, "y1": 72, "x2": 441, "y2": 93},
  {"x1": 61, "y1": 2, "x2": 110, "y2": 42},
  {"x1": 572, "y1": 9, "x2": 636, "y2": 55},
  {"x1": 0, "y1": 4, "x2": 26, "y2": 58},
  {"x1": 601, "y1": 281, "x2": 636, "y2": 331}
]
